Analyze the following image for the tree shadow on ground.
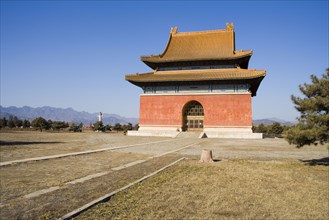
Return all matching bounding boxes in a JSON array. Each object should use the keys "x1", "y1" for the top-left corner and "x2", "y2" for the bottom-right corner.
[
  {"x1": 0, "y1": 141, "x2": 63, "y2": 146},
  {"x1": 300, "y1": 157, "x2": 329, "y2": 166}
]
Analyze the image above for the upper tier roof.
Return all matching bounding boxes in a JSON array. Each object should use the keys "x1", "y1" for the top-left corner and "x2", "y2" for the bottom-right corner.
[{"x1": 141, "y1": 23, "x2": 252, "y2": 69}]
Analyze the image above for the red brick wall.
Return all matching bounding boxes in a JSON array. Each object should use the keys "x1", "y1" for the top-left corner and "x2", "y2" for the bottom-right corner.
[{"x1": 139, "y1": 94, "x2": 252, "y2": 127}]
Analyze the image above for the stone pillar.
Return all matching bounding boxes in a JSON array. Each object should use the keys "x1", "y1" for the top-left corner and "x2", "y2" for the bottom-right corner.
[{"x1": 200, "y1": 149, "x2": 213, "y2": 163}]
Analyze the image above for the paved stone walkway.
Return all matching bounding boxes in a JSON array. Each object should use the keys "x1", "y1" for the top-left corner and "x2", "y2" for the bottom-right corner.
[
  {"x1": 0, "y1": 154, "x2": 184, "y2": 220},
  {"x1": 0, "y1": 139, "x2": 175, "y2": 167}
]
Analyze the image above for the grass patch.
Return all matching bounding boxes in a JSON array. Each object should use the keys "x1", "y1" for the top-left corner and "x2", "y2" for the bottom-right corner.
[{"x1": 77, "y1": 159, "x2": 329, "y2": 220}]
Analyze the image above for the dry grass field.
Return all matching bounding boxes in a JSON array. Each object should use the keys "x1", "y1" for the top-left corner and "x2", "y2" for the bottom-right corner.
[
  {"x1": 0, "y1": 130, "x2": 328, "y2": 219},
  {"x1": 78, "y1": 159, "x2": 329, "y2": 220}
]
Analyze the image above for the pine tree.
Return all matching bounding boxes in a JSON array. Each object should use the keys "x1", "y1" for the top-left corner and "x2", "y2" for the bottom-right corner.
[
  {"x1": 256, "y1": 123, "x2": 268, "y2": 133},
  {"x1": 31, "y1": 117, "x2": 50, "y2": 131},
  {"x1": 0, "y1": 117, "x2": 8, "y2": 128},
  {"x1": 269, "y1": 122, "x2": 284, "y2": 135},
  {"x1": 113, "y1": 123, "x2": 122, "y2": 132},
  {"x1": 93, "y1": 121, "x2": 105, "y2": 132},
  {"x1": 22, "y1": 120, "x2": 31, "y2": 128},
  {"x1": 285, "y1": 69, "x2": 329, "y2": 147}
]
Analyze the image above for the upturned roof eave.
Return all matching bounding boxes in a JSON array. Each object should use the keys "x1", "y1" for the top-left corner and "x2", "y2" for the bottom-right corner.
[
  {"x1": 125, "y1": 75, "x2": 265, "y2": 83},
  {"x1": 125, "y1": 70, "x2": 266, "y2": 84},
  {"x1": 140, "y1": 50, "x2": 252, "y2": 63}
]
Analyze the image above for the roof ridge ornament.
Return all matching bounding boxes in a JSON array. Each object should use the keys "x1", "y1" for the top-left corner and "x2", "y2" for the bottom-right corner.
[
  {"x1": 226, "y1": 22, "x2": 234, "y2": 31},
  {"x1": 170, "y1": 26, "x2": 178, "y2": 34}
]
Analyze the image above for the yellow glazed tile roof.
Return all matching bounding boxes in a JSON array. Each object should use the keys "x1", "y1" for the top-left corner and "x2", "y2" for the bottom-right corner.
[
  {"x1": 125, "y1": 68, "x2": 266, "y2": 83},
  {"x1": 141, "y1": 23, "x2": 252, "y2": 62}
]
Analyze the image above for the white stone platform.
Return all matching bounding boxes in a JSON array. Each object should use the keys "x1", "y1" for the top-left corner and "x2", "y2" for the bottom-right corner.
[
  {"x1": 127, "y1": 126, "x2": 263, "y2": 139},
  {"x1": 204, "y1": 127, "x2": 263, "y2": 139},
  {"x1": 127, "y1": 126, "x2": 180, "y2": 138},
  {"x1": 204, "y1": 132, "x2": 263, "y2": 139}
]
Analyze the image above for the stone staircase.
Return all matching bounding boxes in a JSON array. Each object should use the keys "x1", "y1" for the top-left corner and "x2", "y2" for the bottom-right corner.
[{"x1": 176, "y1": 131, "x2": 205, "y2": 138}]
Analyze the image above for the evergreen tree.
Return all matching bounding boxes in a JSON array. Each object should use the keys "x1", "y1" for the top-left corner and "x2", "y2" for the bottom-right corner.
[
  {"x1": 105, "y1": 124, "x2": 112, "y2": 131},
  {"x1": 285, "y1": 69, "x2": 329, "y2": 147},
  {"x1": 13, "y1": 116, "x2": 23, "y2": 128},
  {"x1": 52, "y1": 121, "x2": 68, "y2": 130},
  {"x1": 7, "y1": 117, "x2": 15, "y2": 128},
  {"x1": 31, "y1": 117, "x2": 50, "y2": 131},
  {"x1": 69, "y1": 123, "x2": 82, "y2": 132},
  {"x1": 0, "y1": 117, "x2": 8, "y2": 128},
  {"x1": 253, "y1": 123, "x2": 268, "y2": 133},
  {"x1": 93, "y1": 121, "x2": 105, "y2": 132},
  {"x1": 22, "y1": 120, "x2": 31, "y2": 128},
  {"x1": 269, "y1": 122, "x2": 284, "y2": 135},
  {"x1": 113, "y1": 123, "x2": 122, "y2": 132},
  {"x1": 126, "y1": 123, "x2": 133, "y2": 131}
]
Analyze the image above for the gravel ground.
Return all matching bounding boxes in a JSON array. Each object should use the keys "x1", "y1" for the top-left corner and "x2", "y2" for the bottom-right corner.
[
  {"x1": 0, "y1": 131, "x2": 169, "y2": 162},
  {"x1": 1, "y1": 131, "x2": 327, "y2": 162},
  {"x1": 116, "y1": 137, "x2": 328, "y2": 161}
]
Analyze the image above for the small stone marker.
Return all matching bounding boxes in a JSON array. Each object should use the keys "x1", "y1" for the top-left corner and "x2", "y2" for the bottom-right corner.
[{"x1": 200, "y1": 149, "x2": 214, "y2": 163}]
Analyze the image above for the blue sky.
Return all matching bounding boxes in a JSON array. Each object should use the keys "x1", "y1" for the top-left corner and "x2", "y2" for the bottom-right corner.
[{"x1": 1, "y1": 1, "x2": 328, "y2": 121}]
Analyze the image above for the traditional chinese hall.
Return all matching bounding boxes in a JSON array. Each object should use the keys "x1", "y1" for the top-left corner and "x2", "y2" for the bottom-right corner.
[{"x1": 125, "y1": 23, "x2": 266, "y2": 138}]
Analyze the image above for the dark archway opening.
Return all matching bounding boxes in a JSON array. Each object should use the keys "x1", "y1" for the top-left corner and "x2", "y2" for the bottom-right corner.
[{"x1": 182, "y1": 101, "x2": 204, "y2": 131}]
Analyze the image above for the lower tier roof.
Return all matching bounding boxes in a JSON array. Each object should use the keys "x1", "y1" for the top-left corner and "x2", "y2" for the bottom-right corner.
[{"x1": 125, "y1": 68, "x2": 266, "y2": 96}]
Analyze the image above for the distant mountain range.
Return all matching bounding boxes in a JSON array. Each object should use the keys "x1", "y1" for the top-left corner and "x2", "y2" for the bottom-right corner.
[
  {"x1": 0, "y1": 106, "x2": 138, "y2": 125},
  {"x1": 0, "y1": 105, "x2": 296, "y2": 126},
  {"x1": 253, "y1": 117, "x2": 296, "y2": 125}
]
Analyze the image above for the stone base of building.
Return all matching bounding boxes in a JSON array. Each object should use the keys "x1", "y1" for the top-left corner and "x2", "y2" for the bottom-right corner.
[
  {"x1": 204, "y1": 127, "x2": 263, "y2": 139},
  {"x1": 127, "y1": 126, "x2": 180, "y2": 138},
  {"x1": 127, "y1": 126, "x2": 262, "y2": 139}
]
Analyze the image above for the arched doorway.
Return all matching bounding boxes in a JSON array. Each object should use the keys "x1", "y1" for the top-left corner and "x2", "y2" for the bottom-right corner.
[{"x1": 182, "y1": 101, "x2": 204, "y2": 131}]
